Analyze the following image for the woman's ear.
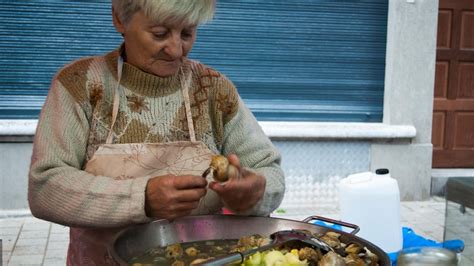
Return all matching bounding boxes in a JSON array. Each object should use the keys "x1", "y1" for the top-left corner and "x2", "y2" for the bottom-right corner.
[{"x1": 112, "y1": 7, "x2": 125, "y2": 35}]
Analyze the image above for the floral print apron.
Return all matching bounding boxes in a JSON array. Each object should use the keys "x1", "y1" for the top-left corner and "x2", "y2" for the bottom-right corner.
[{"x1": 67, "y1": 57, "x2": 218, "y2": 265}]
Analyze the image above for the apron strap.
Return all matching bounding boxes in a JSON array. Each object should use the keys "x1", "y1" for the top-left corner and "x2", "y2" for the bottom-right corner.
[
  {"x1": 180, "y1": 68, "x2": 197, "y2": 142},
  {"x1": 106, "y1": 54, "x2": 197, "y2": 143},
  {"x1": 106, "y1": 55, "x2": 123, "y2": 144}
]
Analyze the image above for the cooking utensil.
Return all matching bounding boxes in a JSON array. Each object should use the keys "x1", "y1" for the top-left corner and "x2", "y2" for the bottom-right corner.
[
  {"x1": 201, "y1": 167, "x2": 211, "y2": 178},
  {"x1": 109, "y1": 215, "x2": 390, "y2": 265},
  {"x1": 197, "y1": 230, "x2": 334, "y2": 265}
]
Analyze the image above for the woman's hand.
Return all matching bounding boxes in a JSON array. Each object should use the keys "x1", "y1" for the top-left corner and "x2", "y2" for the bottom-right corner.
[
  {"x1": 145, "y1": 174, "x2": 208, "y2": 220},
  {"x1": 209, "y1": 154, "x2": 266, "y2": 213}
]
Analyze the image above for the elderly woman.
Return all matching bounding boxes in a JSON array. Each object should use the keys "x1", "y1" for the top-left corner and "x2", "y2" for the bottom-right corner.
[{"x1": 28, "y1": 0, "x2": 285, "y2": 264}]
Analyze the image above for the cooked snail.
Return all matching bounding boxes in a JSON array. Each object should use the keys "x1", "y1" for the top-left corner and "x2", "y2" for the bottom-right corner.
[{"x1": 202, "y1": 155, "x2": 238, "y2": 182}]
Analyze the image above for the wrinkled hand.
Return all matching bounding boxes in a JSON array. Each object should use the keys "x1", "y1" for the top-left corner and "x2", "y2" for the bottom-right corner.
[
  {"x1": 209, "y1": 154, "x2": 266, "y2": 213},
  {"x1": 145, "y1": 174, "x2": 207, "y2": 220}
]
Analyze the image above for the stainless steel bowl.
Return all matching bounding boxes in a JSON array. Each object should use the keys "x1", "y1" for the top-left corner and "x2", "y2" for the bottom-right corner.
[
  {"x1": 109, "y1": 215, "x2": 391, "y2": 265},
  {"x1": 397, "y1": 247, "x2": 458, "y2": 266}
]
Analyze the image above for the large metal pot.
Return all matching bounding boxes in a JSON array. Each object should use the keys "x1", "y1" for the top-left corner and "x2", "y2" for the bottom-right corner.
[{"x1": 109, "y1": 215, "x2": 391, "y2": 265}]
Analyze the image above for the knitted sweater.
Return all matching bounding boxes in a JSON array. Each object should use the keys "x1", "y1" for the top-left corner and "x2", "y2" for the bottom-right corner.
[{"x1": 28, "y1": 48, "x2": 285, "y2": 228}]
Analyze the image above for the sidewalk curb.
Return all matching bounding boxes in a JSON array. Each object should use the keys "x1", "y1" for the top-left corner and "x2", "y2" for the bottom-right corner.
[{"x1": 0, "y1": 209, "x2": 31, "y2": 219}]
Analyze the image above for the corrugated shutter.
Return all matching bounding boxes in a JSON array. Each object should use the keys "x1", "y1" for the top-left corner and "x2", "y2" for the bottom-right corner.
[
  {"x1": 0, "y1": 0, "x2": 387, "y2": 122},
  {"x1": 0, "y1": 1, "x2": 121, "y2": 119}
]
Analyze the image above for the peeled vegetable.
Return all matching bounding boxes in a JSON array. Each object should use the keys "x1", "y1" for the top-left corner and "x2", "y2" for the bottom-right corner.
[
  {"x1": 243, "y1": 250, "x2": 307, "y2": 266},
  {"x1": 284, "y1": 251, "x2": 307, "y2": 266},
  {"x1": 244, "y1": 252, "x2": 263, "y2": 266}
]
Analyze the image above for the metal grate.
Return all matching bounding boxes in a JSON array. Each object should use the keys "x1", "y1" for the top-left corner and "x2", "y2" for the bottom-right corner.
[{"x1": 274, "y1": 140, "x2": 370, "y2": 218}]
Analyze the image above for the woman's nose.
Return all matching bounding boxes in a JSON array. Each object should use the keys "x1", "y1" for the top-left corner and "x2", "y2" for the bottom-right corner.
[{"x1": 164, "y1": 34, "x2": 183, "y2": 59}]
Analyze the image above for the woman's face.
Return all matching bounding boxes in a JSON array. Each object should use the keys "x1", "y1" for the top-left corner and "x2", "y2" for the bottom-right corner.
[{"x1": 113, "y1": 10, "x2": 197, "y2": 77}]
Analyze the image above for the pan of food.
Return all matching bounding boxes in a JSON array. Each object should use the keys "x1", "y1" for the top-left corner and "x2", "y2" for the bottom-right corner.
[{"x1": 109, "y1": 214, "x2": 390, "y2": 265}]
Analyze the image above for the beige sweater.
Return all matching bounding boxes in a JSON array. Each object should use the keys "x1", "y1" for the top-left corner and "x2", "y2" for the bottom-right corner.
[{"x1": 28, "y1": 48, "x2": 285, "y2": 227}]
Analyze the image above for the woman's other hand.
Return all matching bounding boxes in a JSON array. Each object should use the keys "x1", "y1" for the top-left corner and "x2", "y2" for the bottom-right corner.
[
  {"x1": 145, "y1": 175, "x2": 207, "y2": 220},
  {"x1": 209, "y1": 154, "x2": 266, "y2": 213}
]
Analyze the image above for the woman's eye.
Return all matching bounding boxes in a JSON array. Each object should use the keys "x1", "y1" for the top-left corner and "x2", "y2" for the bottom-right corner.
[
  {"x1": 182, "y1": 31, "x2": 194, "y2": 39},
  {"x1": 152, "y1": 32, "x2": 168, "y2": 39}
]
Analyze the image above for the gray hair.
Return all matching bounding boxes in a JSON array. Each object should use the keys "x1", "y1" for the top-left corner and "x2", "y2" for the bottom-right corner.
[{"x1": 112, "y1": 0, "x2": 215, "y2": 26}]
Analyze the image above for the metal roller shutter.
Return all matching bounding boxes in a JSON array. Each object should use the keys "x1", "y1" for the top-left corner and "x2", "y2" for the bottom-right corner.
[{"x1": 0, "y1": 0, "x2": 387, "y2": 121}]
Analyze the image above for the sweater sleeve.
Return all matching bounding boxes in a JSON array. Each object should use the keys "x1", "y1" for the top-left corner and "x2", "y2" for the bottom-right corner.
[
  {"x1": 221, "y1": 97, "x2": 285, "y2": 216},
  {"x1": 28, "y1": 78, "x2": 152, "y2": 228}
]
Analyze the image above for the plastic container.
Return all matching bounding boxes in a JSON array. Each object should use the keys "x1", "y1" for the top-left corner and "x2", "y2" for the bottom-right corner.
[{"x1": 339, "y1": 168, "x2": 402, "y2": 253}]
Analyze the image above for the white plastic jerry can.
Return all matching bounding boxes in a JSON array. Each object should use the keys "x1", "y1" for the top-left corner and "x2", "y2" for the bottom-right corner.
[{"x1": 338, "y1": 169, "x2": 403, "y2": 254}]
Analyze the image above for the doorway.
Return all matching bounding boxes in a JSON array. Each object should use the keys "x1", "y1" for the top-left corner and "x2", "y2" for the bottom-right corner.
[{"x1": 432, "y1": 0, "x2": 474, "y2": 168}]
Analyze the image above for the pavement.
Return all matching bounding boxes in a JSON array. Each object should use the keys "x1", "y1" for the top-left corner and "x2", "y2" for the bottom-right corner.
[{"x1": 1, "y1": 196, "x2": 473, "y2": 265}]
